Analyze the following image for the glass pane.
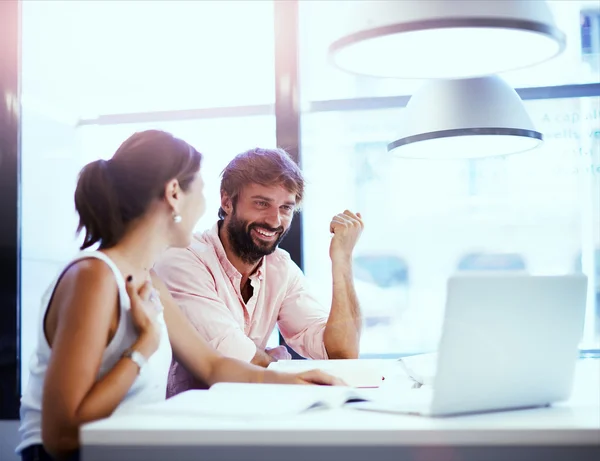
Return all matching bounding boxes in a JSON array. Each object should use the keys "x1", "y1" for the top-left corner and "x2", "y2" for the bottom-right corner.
[
  {"x1": 22, "y1": 0, "x2": 275, "y2": 117},
  {"x1": 300, "y1": 0, "x2": 600, "y2": 102},
  {"x1": 300, "y1": 97, "x2": 600, "y2": 355},
  {"x1": 20, "y1": 115, "x2": 276, "y2": 389}
]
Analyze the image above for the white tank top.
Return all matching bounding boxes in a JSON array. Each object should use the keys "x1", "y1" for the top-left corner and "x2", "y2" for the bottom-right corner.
[{"x1": 16, "y1": 251, "x2": 173, "y2": 453}]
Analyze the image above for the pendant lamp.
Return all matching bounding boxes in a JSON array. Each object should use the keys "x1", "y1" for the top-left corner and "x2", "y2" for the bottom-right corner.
[
  {"x1": 387, "y1": 76, "x2": 543, "y2": 159},
  {"x1": 328, "y1": 0, "x2": 566, "y2": 79}
]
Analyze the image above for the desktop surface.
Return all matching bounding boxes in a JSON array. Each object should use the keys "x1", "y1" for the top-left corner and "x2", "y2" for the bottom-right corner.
[{"x1": 80, "y1": 359, "x2": 600, "y2": 461}]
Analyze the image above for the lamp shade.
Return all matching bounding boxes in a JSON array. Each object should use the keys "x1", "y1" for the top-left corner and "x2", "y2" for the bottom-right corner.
[
  {"x1": 388, "y1": 76, "x2": 543, "y2": 159},
  {"x1": 328, "y1": 0, "x2": 565, "y2": 79}
]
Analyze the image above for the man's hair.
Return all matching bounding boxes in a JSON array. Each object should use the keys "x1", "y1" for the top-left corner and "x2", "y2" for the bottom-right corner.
[{"x1": 218, "y1": 147, "x2": 304, "y2": 219}]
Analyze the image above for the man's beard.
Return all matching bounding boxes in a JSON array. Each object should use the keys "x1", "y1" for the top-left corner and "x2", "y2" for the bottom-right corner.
[{"x1": 226, "y1": 211, "x2": 289, "y2": 264}]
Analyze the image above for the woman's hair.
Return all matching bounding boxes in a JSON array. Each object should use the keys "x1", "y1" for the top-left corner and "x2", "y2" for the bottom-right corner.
[
  {"x1": 218, "y1": 147, "x2": 304, "y2": 219},
  {"x1": 75, "y1": 129, "x2": 202, "y2": 250}
]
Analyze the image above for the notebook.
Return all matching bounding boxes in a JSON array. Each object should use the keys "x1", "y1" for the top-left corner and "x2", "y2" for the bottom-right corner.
[{"x1": 351, "y1": 274, "x2": 588, "y2": 416}]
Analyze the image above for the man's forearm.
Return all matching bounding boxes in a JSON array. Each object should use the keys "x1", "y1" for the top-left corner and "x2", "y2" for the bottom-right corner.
[
  {"x1": 323, "y1": 260, "x2": 362, "y2": 359},
  {"x1": 250, "y1": 348, "x2": 276, "y2": 367},
  {"x1": 208, "y1": 356, "x2": 280, "y2": 385}
]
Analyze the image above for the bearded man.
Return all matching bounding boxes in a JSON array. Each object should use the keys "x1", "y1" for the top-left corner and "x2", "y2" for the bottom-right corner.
[{"x1": 154, "y1": 147, "x2": 364, "y2": 397}]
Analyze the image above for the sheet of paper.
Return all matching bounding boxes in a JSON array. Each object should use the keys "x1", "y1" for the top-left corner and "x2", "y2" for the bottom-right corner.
[
  {"x1": 267, "y1": 359, "x2": 396, "y2": 388},
  {"x1": 398, "y1": 353, "x2": 438, "y2": 386}
]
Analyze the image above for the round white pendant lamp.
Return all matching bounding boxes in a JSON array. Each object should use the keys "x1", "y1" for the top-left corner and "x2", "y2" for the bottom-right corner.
[
  {"x1": 328, "y1": 0, "x2": 566, "y2": 79},
  {"x1": 388, "y1": 76, "x2": 543, "y2": 159}
]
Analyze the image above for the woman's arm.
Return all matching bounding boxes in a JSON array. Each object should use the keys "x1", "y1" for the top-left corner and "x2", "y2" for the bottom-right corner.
[
  {"x1": 151, "y1": 271, "x2": 342, "y2": 387},
  {"x1": 42, "y1": 261, "x2": 158, "y2": 457}
]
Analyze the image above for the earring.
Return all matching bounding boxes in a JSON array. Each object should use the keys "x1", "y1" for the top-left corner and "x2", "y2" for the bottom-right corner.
[{"x1": 172, "y1": 212, "x2": 182, "y2": 224}]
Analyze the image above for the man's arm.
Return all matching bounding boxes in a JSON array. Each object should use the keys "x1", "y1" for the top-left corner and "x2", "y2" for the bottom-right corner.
[
  {"x1": 323, "y1": 254, "x2": 362, "y2": 359},
  {"x1": 251, "y1": 344, "x2": 292, "y2": 367},
  {"x1": 275, "y1": 261, "x2": 330, "y2": 360},
  {"x1": 276, "y1": 210, "x2": 363, "y2": 360},
  {"x1": 322, "y1": 210, "x2": 364, "y2": 359}
]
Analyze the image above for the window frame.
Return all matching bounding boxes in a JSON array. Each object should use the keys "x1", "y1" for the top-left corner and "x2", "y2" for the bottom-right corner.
[{"x1": 0, "y1": 0, "x2": 21, "y2": 420}]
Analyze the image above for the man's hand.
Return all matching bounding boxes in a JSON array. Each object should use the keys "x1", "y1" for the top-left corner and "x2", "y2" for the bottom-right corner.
[
  {"x1": 329, "y1": 210, "x2": 364, "y2": 263},
  {"x1": 265, "y1": 345, "x2": 292, "y2": 361}
]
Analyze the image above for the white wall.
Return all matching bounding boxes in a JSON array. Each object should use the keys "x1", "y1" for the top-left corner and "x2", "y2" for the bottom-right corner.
[{"x1": 0, "y1": 421, "x2": 20, "y2": 461}]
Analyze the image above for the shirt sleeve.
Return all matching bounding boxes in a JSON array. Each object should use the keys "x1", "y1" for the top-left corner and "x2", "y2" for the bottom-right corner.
[
  {"x1": 153, "y1": 247, "x2": 257, "y2": 363},
  {"x1": 277, "y1": 260, "x2": 330, "y2": 360}
]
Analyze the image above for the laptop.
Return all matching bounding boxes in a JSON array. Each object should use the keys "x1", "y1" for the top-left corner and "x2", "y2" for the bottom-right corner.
[{"x1": 351, "y1": 273, "x2": 588, "y2": 416}]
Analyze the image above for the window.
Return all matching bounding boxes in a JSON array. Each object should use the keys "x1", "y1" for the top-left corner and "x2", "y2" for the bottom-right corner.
[
  {"x1": 299, "y1": 0, "x2": 599, "y2": 356},
  {"x1": 22, "y1": 1, "x2": 275, "y2": 116},
  {"x1": 300, "y1": 97, "x2": 599, "y2": 354},
  {"x1": 20, "y1": 0, "x2": 278, "y2": 389}
]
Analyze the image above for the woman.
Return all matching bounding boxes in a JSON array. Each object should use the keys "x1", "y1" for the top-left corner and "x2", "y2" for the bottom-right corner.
[{"x1": 17, "y1": 130, "x2": 340, "y2": 461}]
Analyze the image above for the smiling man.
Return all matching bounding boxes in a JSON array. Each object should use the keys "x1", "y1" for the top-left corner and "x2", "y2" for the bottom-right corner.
[{"x1": 154, "y1": 147, "x2": 364, "y2": 397}]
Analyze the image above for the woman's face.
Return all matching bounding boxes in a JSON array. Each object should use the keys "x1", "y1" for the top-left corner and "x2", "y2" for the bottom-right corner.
[{"x1": 172, "y1": 171, "x2": 206, "y2": 247}]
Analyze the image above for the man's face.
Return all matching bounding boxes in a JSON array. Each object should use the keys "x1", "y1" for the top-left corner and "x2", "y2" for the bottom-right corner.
[{"x1": 224, "y1": 183, "x2": 296, "y2": 264}]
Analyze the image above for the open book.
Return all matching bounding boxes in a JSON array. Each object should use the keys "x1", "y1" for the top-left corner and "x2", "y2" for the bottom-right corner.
[{"x1": 133, "y1": 383, "x2": 375, "y2": 419}]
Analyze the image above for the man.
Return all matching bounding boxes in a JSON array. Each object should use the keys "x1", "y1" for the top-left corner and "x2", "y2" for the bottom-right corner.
[{"x1": 154, "y1": 147, "x2": 363, "y2": 396}]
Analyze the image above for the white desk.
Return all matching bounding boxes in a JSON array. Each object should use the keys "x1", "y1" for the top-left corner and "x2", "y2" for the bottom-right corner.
[{"x1": 81, "y1": 359, "x2": 600, "y2": 461}]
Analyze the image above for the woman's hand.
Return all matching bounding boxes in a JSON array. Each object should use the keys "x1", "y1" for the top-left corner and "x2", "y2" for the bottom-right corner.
[
  {"x1": 274, "y1": 369, "x2": 348, "y2": 386},
  {"x1": 126, "y1": 276, "x2": 162, "y2": 357}
]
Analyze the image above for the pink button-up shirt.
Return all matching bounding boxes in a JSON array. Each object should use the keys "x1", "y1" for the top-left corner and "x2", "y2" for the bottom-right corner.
[{"x1": 154, "y1": 223, "x2": 330, "y2": 397}]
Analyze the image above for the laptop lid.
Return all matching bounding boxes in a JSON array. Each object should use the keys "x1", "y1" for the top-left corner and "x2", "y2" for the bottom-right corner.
[{"x1": 430, "y1": 273, "x2": 588, "y2": 416}]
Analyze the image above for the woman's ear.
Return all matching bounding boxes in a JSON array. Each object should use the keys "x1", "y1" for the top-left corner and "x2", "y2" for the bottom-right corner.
[{"x1": 164, "y1": 179, "x2": 181, "y2": 209}]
